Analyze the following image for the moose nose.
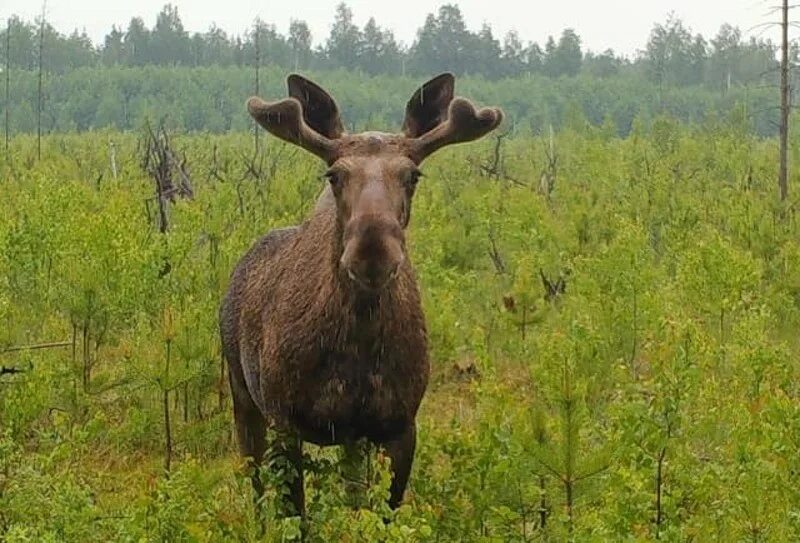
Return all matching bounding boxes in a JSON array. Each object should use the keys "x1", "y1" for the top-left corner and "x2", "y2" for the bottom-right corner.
[{"x1": 340, "y1": 218, "x2": 405, "y2": 291}]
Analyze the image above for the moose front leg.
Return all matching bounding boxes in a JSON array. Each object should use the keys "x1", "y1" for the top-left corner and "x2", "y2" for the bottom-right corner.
[
  {"x1": 341, "y1": 439, "x2": 372, "y2": 509},
  {"x1": 269, "y1": 429, "x2": 305, "y2": 518},
  {"x1": 382, "y1": 424, "x2": 416, "y2": 509}
]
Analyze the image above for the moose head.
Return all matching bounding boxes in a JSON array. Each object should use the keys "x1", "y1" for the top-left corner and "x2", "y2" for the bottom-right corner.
[{"x1": 247, "y1": 73, "x2": 503, "y2": 292}]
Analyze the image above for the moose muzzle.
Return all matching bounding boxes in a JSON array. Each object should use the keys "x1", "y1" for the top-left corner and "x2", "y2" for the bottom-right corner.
[{"x1": 340, "y1": 216, "x2": 405, "y2": 291}]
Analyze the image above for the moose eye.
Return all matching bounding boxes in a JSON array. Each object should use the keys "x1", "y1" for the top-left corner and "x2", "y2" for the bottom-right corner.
[
  {"x1": 323, "y1": 169, "x2": 343, "y2": 188},
  {"x1": 407, "y1": 169, "x2": 423, "y2": 188}
]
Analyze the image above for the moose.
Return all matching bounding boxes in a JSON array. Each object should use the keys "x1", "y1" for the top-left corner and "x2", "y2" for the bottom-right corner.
[{"x1": 219, "y1": 72, "x2": 503, "y2": 516}]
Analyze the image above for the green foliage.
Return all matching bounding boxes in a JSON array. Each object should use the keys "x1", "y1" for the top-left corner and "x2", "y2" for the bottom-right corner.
[{"x1": 1, "y1": 123, "x2": 800, "y2": 541}]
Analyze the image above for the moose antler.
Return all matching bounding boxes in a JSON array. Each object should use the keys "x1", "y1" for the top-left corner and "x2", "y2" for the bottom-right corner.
[
  {"x1": 409, "y1": 98, "x2": 504, "y2": 162},
  {"x1": 247, "y1": 96, "x2": 338, "y2": 163}
]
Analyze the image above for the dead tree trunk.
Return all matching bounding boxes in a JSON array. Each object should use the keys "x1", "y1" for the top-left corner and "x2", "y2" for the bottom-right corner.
[
  {"x1": 141, "y1": 123, "x2": 194, "y2": 235},
  {"x1": 779, "y1": 0, "x2": 790, "y2": 202},
  {"x1": 140, "y1": 123, "x2": 194, "y2": 278}
]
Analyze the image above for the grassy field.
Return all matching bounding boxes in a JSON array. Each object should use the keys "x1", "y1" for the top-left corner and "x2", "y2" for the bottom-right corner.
[{"x1": 1, "y1": 119, "x2": 800, "y2": 541}]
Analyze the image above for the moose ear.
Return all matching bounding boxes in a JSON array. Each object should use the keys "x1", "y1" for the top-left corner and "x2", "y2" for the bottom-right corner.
[
  {"x1": 287, "y1": 74, "x2": 345, "y2": 139},
  {"x1": 402, "y1": 73, "x2": 455, "y2": 138}
]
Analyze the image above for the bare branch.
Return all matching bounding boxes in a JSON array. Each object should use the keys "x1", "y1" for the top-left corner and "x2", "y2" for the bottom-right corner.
[{"x1": 1, "y1": 341, "x2": 71, "y2": 354}]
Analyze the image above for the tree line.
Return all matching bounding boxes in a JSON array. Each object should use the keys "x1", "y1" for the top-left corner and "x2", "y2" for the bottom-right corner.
[
  {"x1": 0, "y1": 64, "x2": 778, "y2": 136},
  {"x1": 0, "y1": 4, "x2": 784, "y2": 87},
  {"x1": 0, "y1": 4, "x2": 790, "y2": 137}
]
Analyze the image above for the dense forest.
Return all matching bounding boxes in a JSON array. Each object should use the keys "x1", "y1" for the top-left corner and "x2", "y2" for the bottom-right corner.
[{"x1": 0, "y1": 3, "x2": 792, "y2": 135}]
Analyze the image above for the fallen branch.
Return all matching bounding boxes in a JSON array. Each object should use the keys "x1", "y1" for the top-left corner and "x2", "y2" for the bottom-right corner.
[{"x1": 1, "y1": 341, "x2": 71, "y2": 354}]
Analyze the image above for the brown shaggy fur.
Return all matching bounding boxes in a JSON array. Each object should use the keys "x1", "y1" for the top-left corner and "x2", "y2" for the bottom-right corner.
[{"x1": 220, "y1": 73, "x2": 502, "y2": 515}]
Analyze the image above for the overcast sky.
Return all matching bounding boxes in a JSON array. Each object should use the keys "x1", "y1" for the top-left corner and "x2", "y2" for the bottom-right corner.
[{"x1": 2, "y1": 0, "x2": 782, "y2": 58}]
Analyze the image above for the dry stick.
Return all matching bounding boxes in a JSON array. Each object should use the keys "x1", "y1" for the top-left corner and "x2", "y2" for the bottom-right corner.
[
  {"x1": 36, "y1": 2, "x2": 46, "y2": 160},
  {"x1": 521, "y1": 304, "x2": 527, "y2": 341},
  {"x1": 71, "y1": 323, "x2": 78, "y2": 396},
  {"x1": 513, "y1": 478, "x2": 533, "y2": 542},
  {"x1": 164, "y1": 147, "x2": 194, "y2": 199},
  {"x1": 779, "y1": 0, "x2": 791, "y2": 202},
  {"x1": 538, "y1": 474, "x2": 548, "y2": 529},
  {"x1": 82, "y1": 320, "x2": 90, "y2": 389},
  {"x1": 145, "y1": 123, "x2": 171, "y2": 234},
  {"x1": 488, "y1": 131, "x2": 507, "y2": 179},
  {"x1": 562, "y1": 358, "x2": 576, "y2": 536},
  {"x1": 1, "y1": 340, "x2": 71, "y2": 354},
  {"x1": 109, "y1": 140, "x2": 117, "y2": 179},
  {"x1": 253, "y1": 22, "x2": 260, "y2": 155},
  {"x1": 71, "y1": 323, "x2": 77, "y2": 363},
  {"x1": 218, "y1": 351, "x2": 225, "y2": 411},
  {"x1": 654, "y1": 446, "x2": 666, "y2": 540},
  {"x1": 196, "y1": 385, "x2": 203, "y2": 421},
  {"x1": 487, "y1": 228, "x2": 506, "y2": 275},
  {"x1": 163, "y1": 338, "x2": 173, "y2": 475},
  {"x1": 540, "y1": 125, "x2": 558, "y2": 201},
  {"x1": 183, "y1": 381, "x2": 189, "y2": 423},
  {"x1": 4, "y1": 18, "x2": 10, "y2": 154},
  {"x1": 630, "y1": 282, "x2": 638, "y2": 378}
]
